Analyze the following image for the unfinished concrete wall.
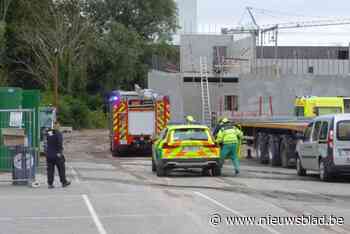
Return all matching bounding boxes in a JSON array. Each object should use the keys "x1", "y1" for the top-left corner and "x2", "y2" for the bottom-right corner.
[
  {"x1": 228, "y1": 36, "x2": 254, "y2": 74},
  {"x1": 180, "y1": 34, "x2": 235, "y2": 73},
  {"x1": 147, "y1": 70, "x2": 184, "y2": 122},
  {"x1": 180, "y1": 34, "x2": 254, "y2": 77},
  {"x1": 239, "y1": 74, "x2": 350, "y2": 115},
  {"x1": 148, "y1": 70, "x2": 240, "y2": 122}
]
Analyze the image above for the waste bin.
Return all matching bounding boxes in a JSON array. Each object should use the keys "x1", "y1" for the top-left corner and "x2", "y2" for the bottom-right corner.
[{"x1": 10, "y1": 146, "x2": 36, "y2": 185}]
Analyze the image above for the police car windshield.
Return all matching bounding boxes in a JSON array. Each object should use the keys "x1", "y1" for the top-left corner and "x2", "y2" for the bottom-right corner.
[{"x1": 173, "y1": 128, "x2": 209, "y2": 141}]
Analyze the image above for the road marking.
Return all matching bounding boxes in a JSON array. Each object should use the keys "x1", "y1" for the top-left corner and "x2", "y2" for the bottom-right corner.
[
  {"x1": 70, "y1": 166, "x2": 81, "y2": 183},
  {"x1": 82, "y1": 194, "x2": 107, "y2": 234},
  {"x1": 194, "y1": 191, "x2": 280, "y2": 234}
]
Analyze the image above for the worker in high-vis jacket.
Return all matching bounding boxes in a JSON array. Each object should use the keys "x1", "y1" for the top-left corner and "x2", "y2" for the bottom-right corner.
[{"x1": 216, "y1": 119, "x2": 243, "y2": 175}]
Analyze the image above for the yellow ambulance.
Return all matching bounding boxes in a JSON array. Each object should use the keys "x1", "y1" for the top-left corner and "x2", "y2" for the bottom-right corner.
[{"x1": 294, "y1": 96, "x2": 344, "y2": 117}]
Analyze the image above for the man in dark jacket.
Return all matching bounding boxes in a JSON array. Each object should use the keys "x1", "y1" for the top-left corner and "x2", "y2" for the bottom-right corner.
[{"x1": 46, "y1": 121, "x2": 71, "y2": 189}]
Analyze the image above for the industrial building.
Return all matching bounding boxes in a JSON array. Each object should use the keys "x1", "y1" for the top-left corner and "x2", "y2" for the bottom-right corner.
[
  {"x1": 149, "y1": 32, "x2": 350, "y2": 123},
  {"x1": 149, "y1": 34, "x2": 252, "y2": 122}
]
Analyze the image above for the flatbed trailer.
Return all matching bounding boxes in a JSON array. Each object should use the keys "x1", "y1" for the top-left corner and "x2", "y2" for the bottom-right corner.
[{"x1": 232, "y1": 117, "x2": 312, "y2": 167}]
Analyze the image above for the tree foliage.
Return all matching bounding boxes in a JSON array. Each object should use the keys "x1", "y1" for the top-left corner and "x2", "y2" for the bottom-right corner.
[
  {"x1": 85, "y1": 0, "x2": 178, "y2": 41},
  {"x1": 87, "y1": 22, "x2": 143, "y2": 92},
  {"x1": 1, "y1": 0, "x2": 178, "y2": 128},
  {"x1": 12, "y1": 0, "x2": 93, "y2": 92},
  {"x1": 85, "y1": 0, "x2": 178, "y2": 92},
  {"x1": 0, "y1": 0, "x2": 13, "y2": 85}
]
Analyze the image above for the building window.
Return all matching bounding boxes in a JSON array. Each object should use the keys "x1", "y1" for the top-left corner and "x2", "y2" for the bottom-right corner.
[
  {"x1": 338, "y1": 50, "x2": 349, "y2": 60},
  {"x1": 224, "y1": 95, "x2": 238, "y2": 111},
  {"x1": 308, "y1": 66, "x2": 314, "y2": 74}
]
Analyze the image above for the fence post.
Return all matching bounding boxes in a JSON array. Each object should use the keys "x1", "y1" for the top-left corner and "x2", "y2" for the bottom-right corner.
[
  {"x1": 259, "y1": 96, "x2": 263, "y2": 116},
  {"x1": 269, "y1": 96, "x2": 273, "y2": 116}
]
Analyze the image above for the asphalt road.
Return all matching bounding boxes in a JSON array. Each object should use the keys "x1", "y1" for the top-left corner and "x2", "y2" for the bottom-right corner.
[{"x1": 1, "y1": 129, "x2": 350, "y2": 234}]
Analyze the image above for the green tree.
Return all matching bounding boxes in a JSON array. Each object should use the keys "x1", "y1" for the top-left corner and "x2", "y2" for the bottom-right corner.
[
  {"x1": 0, "y1": 0, "x2": 14, "y2": 85},
  {"x1": 87, "y1": 22, "x2": 143, "y2": 92},
  {"x1": 17, "y1": 0, "x2": 93, "y2": 92},
  {"x1": 4, "y1": 0, "x2": 50, "y2": 88},
  {"x1": 85, "y1": 0, "x2": 178, "y2": 92},
  {"x1": 2, "y1": 0, "x2": 178, "y2": 129},
  {"x1": 85, "y1": 0, "x2": 178, "y2": 41}
]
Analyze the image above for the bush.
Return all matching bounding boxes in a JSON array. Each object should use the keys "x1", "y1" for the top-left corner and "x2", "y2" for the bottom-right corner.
[
  {"x1": 41, "y1": 91, "x2": 54, "y2": 106},
  {"x1": 41, "y1": 93, "x2": 107, "y2": 129},
  {"x1": 86, "y1": 95, "x2": 104, "y2": 111},
  {"x1": 89, "y1": 110, "x2": 107, "y2": 129},
  {"x1": 70, "y1": 99, "x2": 92, "y2": 129}
]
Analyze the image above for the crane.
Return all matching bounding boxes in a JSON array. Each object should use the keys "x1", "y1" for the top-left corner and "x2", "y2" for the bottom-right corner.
[{"x1": 222, "y1": 6, "x2": 350, "y2": 62}]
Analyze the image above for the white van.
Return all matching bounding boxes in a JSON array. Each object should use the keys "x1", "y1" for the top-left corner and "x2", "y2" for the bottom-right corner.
[{"x1": 296, "y1": 114, "x2": 350, "y2": 181}]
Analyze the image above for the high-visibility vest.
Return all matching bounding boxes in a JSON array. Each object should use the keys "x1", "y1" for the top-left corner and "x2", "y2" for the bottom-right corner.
[{"x1": 216, "y1": 126, "x2": 243, "y2": 144}]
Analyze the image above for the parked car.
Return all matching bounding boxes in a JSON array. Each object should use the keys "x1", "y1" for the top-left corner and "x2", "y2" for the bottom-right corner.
[
  {"x1": 296, "y1": 114, "x2": 350, "y2": 181},
  {"x1": 152, "y1": 124, "x2": 221, "y2": 177}
]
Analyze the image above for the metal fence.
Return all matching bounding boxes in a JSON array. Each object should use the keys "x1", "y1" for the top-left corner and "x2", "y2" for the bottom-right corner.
[{"x1": 0, "y1": 109, "x2": 40, "y2": 187}]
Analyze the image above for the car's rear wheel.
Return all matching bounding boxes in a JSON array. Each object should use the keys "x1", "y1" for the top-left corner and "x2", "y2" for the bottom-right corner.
[
  {"x1": 201, "y1": 168, "x2": 210, "y2": 176},
  {"x1": 112, "y1": 150, "x2": 119, "y2": 157},
  {"x1": 212, "y1": 165, "x2": 222, "y2": 176},
  {"x1": 156, "y1": 164, "x2": 166, "y2": 177}
]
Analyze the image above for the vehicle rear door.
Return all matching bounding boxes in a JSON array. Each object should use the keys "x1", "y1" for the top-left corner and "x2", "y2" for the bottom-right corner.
[
  {"x1": 309, "y1": 121, "x2": 323, "y2": 170},
  {"x1": 334, "y1": 119, "x2": 350, "y2": 165},
  {"x1": 301, "y1": 121, "x2": 321, "y2": 169},
  {"x1": 316, "y1": 121, "x2": 329, "y2": 170},
  {"x1": 167, "y1": 128, "x2": 214, "y2": 159},
  {"x1": 298, "y1": 122, "x2": 313, "y2": 169}
]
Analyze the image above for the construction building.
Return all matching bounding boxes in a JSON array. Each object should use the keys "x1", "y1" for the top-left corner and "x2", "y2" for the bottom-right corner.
[
  {"x1": 149, "y1": 16, "x2": 350, "y2": 122},
  {"x1": 149, "y1": 34, "x2": 253, "y2": 123}
]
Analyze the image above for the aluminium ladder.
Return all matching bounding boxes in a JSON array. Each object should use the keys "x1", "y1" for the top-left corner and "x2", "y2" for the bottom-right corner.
[{"x1": 199, "y1": 56, "x2": 212, "y2": 126}]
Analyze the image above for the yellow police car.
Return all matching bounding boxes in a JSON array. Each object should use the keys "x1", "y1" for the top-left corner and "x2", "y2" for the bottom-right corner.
[{"x1": 152, "y1": 124, "x2": 221, "y2": 177}]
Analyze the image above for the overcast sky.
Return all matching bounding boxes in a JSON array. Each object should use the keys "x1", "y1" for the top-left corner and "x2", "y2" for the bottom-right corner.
[{"x1": 196, "y1": 0, "x2": 350, "y2": 46}]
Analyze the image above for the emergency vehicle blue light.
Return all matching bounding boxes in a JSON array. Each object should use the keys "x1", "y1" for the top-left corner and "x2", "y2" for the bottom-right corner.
[{"x1": 109, "y1": 96, "x2": 119, "y2": 102}]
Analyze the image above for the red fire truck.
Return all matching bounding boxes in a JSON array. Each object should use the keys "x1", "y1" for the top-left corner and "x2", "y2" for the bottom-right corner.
[{"x1": 107, "y1": 88, "x2": 170, "y2": 156}]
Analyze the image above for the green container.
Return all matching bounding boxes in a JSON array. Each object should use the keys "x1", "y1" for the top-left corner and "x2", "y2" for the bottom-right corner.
[
  {"x1": 0, "y1": 87, "x2": 22, "y2": 109},
  {"x1": 0, "y1": 87, "x2": 23, "y2": 171},
  {"x1": 22, "y1": 90, "x2": 40, "y2": 149}
]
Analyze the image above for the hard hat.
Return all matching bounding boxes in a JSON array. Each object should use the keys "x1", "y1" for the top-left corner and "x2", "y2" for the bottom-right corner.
[
  {"x1": 221, "y1": 118, "x2": 229, "y2": 124},
  {"x1": 186, "y1": 115, "x2": 195, "y2": 122}
]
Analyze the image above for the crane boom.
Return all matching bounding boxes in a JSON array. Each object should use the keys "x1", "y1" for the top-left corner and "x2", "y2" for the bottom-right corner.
[
  {"x1": 262, "y1": 19, "x2": 350, "y2": 31},
  {"x1": 224, "y1": 6, "x2": 350, "y2": 34}
]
